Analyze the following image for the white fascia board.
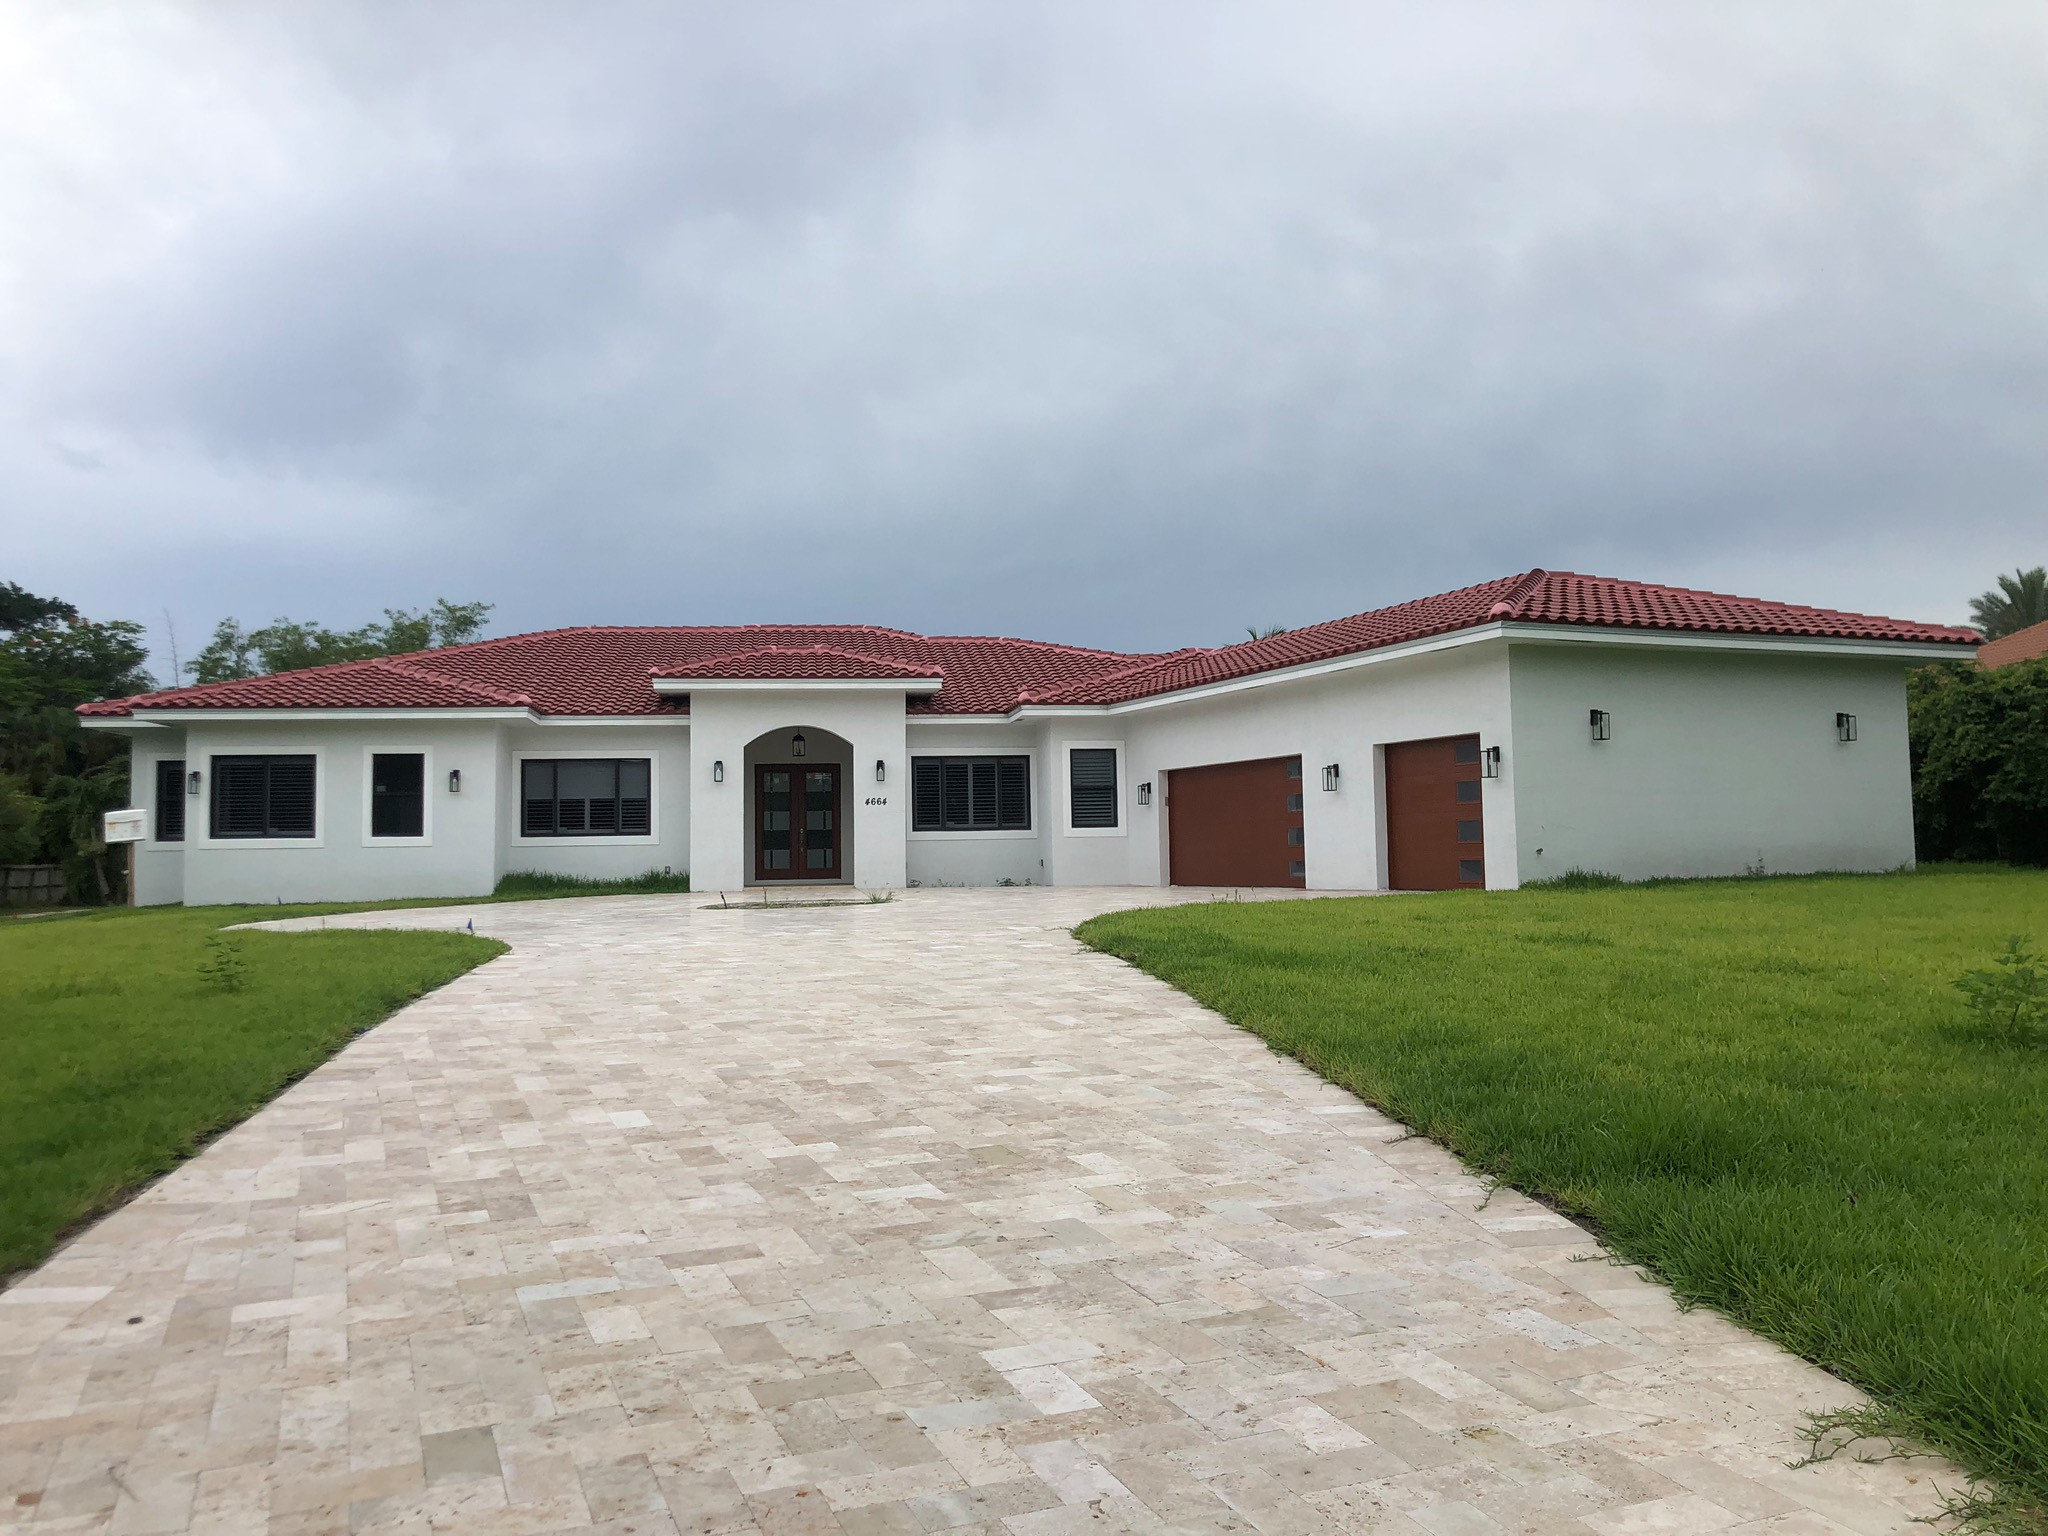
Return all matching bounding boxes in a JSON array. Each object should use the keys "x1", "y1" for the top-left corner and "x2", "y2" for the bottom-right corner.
[
  {"x1": 650, "y1": 677, "x2": 942, "y2": 694},
  {"x1": 905, "y1": 713, "x2": 1018, "y2": 725},
  {"x1": 79, "y1": 717, "x2": 165, "y2": 731},
  {"x1": 126, "y1": 707, "x2": 538, "y2": 723},
  {"x1": 530, "y1": 714, "x2": 690, "y2": 727},
  {"x1": 1494, "y1": 623, "x2": 1977, "y2": 663}
]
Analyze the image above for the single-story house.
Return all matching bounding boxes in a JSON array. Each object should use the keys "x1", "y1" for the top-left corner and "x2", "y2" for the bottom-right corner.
[{"x1": 81, "y1": 569, "x2": 1977, "y2": 905}]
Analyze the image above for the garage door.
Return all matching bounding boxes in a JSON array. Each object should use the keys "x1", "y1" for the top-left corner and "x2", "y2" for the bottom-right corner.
[
  {"x1": 1167, "y1": 756, "x2": 1306, "y2": 887},
  {"x1": 1384, "y1": 735, "x2": 1485, "y2": 890}
]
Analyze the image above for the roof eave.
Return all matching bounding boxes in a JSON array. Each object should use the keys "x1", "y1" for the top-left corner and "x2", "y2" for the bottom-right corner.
[
  {"x1": 1010, "y1": 620, "x2": 1975, "y2": 716},
  {"x1": 650, "y1": 677, "x2": 943, "y2": 694}
]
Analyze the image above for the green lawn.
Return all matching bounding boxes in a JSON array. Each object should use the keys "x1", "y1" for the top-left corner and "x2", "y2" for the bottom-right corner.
[
  {"x1": 1078, "y1": 868, "x2": 2048, "y2": 1523},
  {"x1": 1, "y1": 903, "x2": 506, "y2": 1278}
]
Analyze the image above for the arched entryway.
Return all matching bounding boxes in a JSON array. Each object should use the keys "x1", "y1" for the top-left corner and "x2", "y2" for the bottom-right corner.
[{"x1": 742, "y1": 725, "x2": 855, "y2": 884}]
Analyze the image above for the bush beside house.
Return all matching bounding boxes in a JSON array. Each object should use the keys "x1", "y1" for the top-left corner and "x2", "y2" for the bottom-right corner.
[{"x1": 1909, "y1": 657, "x2": 2048, "y2": 866}]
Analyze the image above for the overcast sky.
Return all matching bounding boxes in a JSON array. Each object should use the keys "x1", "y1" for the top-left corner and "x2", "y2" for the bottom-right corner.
[{"x1": 3, "y1": 3, "x2": 2042, "y2": 679}]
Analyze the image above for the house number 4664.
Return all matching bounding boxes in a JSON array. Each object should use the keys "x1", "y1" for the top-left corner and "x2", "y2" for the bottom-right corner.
[{"x1": 864, "y1": 796, "x2": 888, "y2": 806}]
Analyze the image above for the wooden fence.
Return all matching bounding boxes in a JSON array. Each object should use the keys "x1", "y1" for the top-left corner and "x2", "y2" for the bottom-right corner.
[{"x1": 1, "y1": 865, "x2": 68, "y2": 905}]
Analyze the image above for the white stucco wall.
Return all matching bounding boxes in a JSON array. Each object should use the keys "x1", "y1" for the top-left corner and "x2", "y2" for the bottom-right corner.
[
  {"x1": 128, "y1": 731, "x2": 188, "y2": 906},
  {"x1": 176, "y1": 719, "x2": 505, "y2": 904},
  {"x1": 1041, "y1": 641, "x2": 1517, "y2": 890},
  {"x1": 903, "y1": 722, "x2": 1047, "y2": 886},
  {"x1": 1506, "y1": 641, "x2": 1916, "y2": 882},
  {"x1": 687, "y1": 690, "x2": 910, "y2": 892},
  {"x1": 497, "y1": 723, "x2": 691, "y2": 883}
]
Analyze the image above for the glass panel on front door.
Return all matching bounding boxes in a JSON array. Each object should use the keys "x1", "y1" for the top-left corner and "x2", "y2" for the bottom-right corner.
[
  {"x1": 760, "y1": 770, "x2": 792, "y2": 870},
  {"x1": 804, "y1": 770, "x2": 836, "y2": 871}
]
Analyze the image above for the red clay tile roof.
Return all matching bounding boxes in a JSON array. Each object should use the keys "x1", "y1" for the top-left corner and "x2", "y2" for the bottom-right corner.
[
  {"x1": 77, "y1": 656, "x2": 534, "y2": 714},
  {"x1": 1019, "y1": 570, "x2": 1979, "y2": 705},
  {"x1": 650, "y1": 645, "x2": 944, "y2": 681},
  {"x1": 1976, "y1": 617, "x2": 2048, "y2": 670},
  {"x1": 78, "y1": 570, "x2": 1977, "y2": 720}
]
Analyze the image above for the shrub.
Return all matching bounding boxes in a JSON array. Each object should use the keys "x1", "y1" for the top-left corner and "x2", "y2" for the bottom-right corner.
[
  {"x1": 493, "y1": 869, "x2": 690, "y2": 897},
  {"x1": 1908, "y1": 658, "x2": 2048, "y2": 865},
  {"x1": 1955, "y1": 935, "x2": 2048, "y2": 1046},
  {"x1": 1522, "y1": 868, "x2": 1624, "y2": 890}
]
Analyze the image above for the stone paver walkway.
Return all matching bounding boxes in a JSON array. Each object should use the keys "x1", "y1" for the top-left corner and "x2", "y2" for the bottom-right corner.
[{"x1": 2, "y1": 888, "x2": 1949, "y2": 1536}]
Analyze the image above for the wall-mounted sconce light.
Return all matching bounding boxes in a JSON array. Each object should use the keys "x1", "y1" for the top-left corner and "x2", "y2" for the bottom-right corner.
[
  {"x1": 1321, "y1": 763, "x2": 1341, "y2": 792},
  {"x1": 711, "y1": 759, "x2": 724, "y2": 783},
  {"x1": 1482, "y1": 746, "x2": 1501, "y2": 779},
  {"x1": 790, "y1": 732, "x2": 807, "y2": 758},
  {"x1": 447, "y1": 768, "x2": 462, "y2": 794},
  {"x1": 875, "y1": 758, "x2": 886, "y2": 783},
  {"x1": 187, "y1": 769, "x2": 202, "y2": 796},
  {"x1": 1836, "y1": 712, "x2": 1858, "y2": 743},
  {"x1": 1589, "y1": 708, "x2": 1612, "y2": 742},
  {"x1": 1137, "y1": 781, "x2": 1152, "y2": 806}
]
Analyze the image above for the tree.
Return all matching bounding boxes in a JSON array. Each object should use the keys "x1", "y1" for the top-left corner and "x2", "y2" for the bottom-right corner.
[
  {"x1": 1907, "y1": 657, "x2": 2048, "y2": 865},
  {"x1": 0, "y1": 580, "x2": 152, "y2": 899},
  {"x1": 1245, "y1": 625, "x2": 1290, "y2": 641},
  {"x1": 187, "y1": 599, "x2": 493, "y2": 683},
  {"x1": 1968, "y1": 567, "x2": 2048, "y2": 641}
]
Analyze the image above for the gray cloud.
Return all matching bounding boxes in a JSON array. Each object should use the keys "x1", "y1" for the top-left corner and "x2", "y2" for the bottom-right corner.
[{"x1": 3, "y1": 1, "x2": 2042, "y2": 676}]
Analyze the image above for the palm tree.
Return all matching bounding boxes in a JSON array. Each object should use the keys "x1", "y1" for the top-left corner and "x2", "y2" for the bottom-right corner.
[{"x1": 1969, "y1": 567, "x2": 2048, "y2": 640}]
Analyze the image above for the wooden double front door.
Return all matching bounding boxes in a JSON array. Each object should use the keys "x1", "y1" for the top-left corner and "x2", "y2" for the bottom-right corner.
[{"x1": 755, "y1": 763, "x2": 843, "y2": 880}]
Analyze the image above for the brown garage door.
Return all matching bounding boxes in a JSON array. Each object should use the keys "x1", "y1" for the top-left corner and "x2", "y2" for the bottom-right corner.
[
  {"x1": 1384, "y1": 735, "x2": 1485, "y2": 891},
  {"x1": 1167, "y1": 756, "x2": 1306, "y2": 887}
]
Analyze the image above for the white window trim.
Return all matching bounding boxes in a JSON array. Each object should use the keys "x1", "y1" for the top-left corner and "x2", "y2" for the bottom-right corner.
[
  {"x1": 1060, "y1": 740, "x2": 1127, "y2": 839},
  {"x1": 905, "y1": 746, "x2": 1041, "y2": 841},
  {"x1": 360, "y1": 745, "x2": 434, "y2": 848},
  {"x1": 511, "y1": 748, "x2": 661, "y2": 847},
  {"x1": 190, "y1": 750, "x2": 326, "y2": 850},
  {"x1": 137, "y1": 752, "x2": 188, "y2": 849}
]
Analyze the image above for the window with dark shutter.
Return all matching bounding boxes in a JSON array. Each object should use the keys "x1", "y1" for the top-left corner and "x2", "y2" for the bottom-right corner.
[
  {"x1": 155, "y1": 759, "x2": 186, "y2": 842},
  {"x1": 520, "y1": 759, "x2": 653, "y2": 836},
  {"x1": 1068, "y1": 748, "x2": 1118, "y2": 828},
  {"x1": 910, "y1": 756, "x2": 1031, "y2": 830},
  {"x1": 370, "y1": 753, "x2": 425, "y2": 837},
  {"x1": 210, "y1": 755, "x2": 317, "y2": 838}
]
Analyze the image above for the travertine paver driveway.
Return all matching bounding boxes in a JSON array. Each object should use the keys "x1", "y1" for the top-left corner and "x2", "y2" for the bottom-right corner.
[{"x1": 2, "y1": 888, "x2": 1949, "y2": 1536}]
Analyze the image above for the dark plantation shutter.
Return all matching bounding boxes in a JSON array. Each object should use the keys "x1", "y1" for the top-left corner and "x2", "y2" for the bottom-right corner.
[
  {"x1": 155, "y1": 759, "x2": 185, "y2": 842},
  {"x1": 619, "y1": 759, "x2": 652, "y2": 834},
  {"x1": 210, "y1": 755, "x2": 315, "y2": 838},
  {"x1": 265, "y1": 757, "x2": 316, "y2": 835},
  {"x1": 1069, "y1": 748, "x2": 1118, "y2": 828},
  {"x1": 912, "y1": 758, "x2": 943, "y2": 830},
  {"x1": 996, "y1": 757, "x2": 1029, "y2": 829},
  {"x1": 969, "y1": 759, "x2": 998, "y2": 827},
  {"x1": 942, "y1": 761, "x2": 971, "y2": 827},
  {"x1": 522, "y1": 760, "x2": 555, "y2": 834},
  {"x1": 520, "y1": 759, "x2": 652, "y2": 836},
  {"x1": 212, "y1": 758, "x2": 269, "y2": 837},
  {"x1": 913, "y1": 755, "x2": 1032, "y2": 830}
]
